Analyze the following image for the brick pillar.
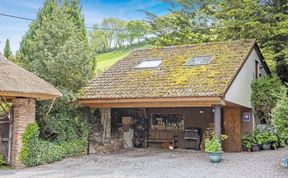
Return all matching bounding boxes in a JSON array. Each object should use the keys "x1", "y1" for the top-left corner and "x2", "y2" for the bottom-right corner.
[
  {"x1": 11, "y1": 98, "x2": 35, "y2": 167},
  {"x1": 100, "y1": 108, "x2": 111, "y2": 142}
]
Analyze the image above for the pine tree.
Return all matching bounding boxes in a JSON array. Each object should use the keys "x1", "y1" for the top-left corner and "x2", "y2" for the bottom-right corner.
[
  {"x1": 63, "y1": 0, "x2": 87, "y2": 40},
  {"x1": 3, "y1": 39, "x2": 13, "y2": 60},
  {"x1": 19, "y1": 0, "x2": 93, "y2": 141},
  {"x1": 20, "y1": 0, "x2": 58, "y2": 64}
]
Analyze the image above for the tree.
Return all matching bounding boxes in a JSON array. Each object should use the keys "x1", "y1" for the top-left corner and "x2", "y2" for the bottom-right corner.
[
  {"x1": 3, "y1": 39, "x2": 13, "y2": 60},
  {"x1": 146, "y1": 0, "x2": 218, "y2": 46},
  {"x1": 90, "y1": 26, "x2": 110, "y2": 52},
  {"x1": 90, "y1": 18, "x2": 127, "y2": 52},
  {"x1": 266, "y1": 0, "x2": 288, "y2": 82},
  {"x1": 62, "y1": 0, "x2": 87, "y2": 40},
  {"x1": 102, "y1": 18, "x2": 127, "y2": 49},
  {"x1": 20, "y1": 0, "x2": 58, "y2": 65},
  {"x1": 272, "y1": 89, "x2": 288, "y2": 145},
  {"x1": 19, "y1": 0, "x2": 93, "y2": 142},
  {"x1": 126, "y1": 20, "x2": 151, "y2": 44},
  {"x1": 213, "y1": 0, "x2": 287, "y2": 73}
]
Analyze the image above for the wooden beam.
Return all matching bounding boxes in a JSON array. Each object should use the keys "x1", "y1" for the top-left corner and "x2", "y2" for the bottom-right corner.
[{"x1": 0, "y1": 91, "x2": 60, "y2": 100}]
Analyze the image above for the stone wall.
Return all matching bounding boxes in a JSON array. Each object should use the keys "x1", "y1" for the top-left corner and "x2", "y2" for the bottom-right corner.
[
  {"x1": 11, "y1": 98, "x2": 35, "y2": 167},
  {"x1": 100, "y1": 108, "x2": 111, "y2": 141}
]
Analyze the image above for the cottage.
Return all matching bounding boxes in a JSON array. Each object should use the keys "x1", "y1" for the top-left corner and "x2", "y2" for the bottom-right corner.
[
  {"x1": 79, "y1": 39, "x2": 270, "y2": 152},
  {"x1": 0, "y1": 53, "x2": 61, "y2": 166}
]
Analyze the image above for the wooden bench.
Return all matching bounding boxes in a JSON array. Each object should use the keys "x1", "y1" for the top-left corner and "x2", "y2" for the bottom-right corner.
[{"x1": 145, "y1": 139, "x2": 175, "y2": 149}]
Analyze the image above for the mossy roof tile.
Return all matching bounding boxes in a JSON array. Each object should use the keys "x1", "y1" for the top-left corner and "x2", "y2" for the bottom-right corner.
[{"x1": 80, "y1": 39, "x2": 256, "y2": 99}]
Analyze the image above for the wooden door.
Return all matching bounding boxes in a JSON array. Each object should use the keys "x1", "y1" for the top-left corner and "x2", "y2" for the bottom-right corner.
[
  {"x1": 223, "y1": 107, "x2": 241, "y2": 152},
  {"x1": 0, "y1": 112, "x2": 12, "y2": 164}
]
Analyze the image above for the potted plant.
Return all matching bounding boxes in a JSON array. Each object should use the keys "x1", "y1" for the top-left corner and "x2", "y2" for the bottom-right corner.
[
  {"x1": 205, "y1": 132, "x2": 228, "y2": 163},
  {"x1": 282, "y1": 156, "x2": 288, "y2": 168},
  {"x1": 241, "y1": 133, "x2": 254, "y2": 152},
  {"x1": 269, "y1": 133, "x2": 278, "y2": 150},
  {"x1": 255, "y1": 129, "x2": 279, "y2": 150},
  {"x1": 255, "y1": 130, "x2": 271, "y2": 150}
]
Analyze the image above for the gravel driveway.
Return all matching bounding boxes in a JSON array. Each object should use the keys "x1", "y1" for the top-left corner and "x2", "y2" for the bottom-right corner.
[{"x1": 0, "y1": 148, "x2": 287, "y2": 178}]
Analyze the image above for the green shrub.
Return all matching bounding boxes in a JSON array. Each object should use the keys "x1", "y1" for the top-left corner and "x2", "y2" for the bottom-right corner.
[
  {"x1": 251, "y1": 76, "x2": 283, "y2": 124},
  {"x1": 0, "y1": 154, "x2": 5, "y2": 165},
  {"x1": 20, "y1": 122, "x2": 87, "y2": 167},
  {"x1": 255, "y1": 129, "x2": 278, "y2": 147},
  {"x1": 241, "y1": 132, "x2": 255, "y2": 149},
  {"x1": 272, "y1": 90, "x2": 288, "y2": 146}
]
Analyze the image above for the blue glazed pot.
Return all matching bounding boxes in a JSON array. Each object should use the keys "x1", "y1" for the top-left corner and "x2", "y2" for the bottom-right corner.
[{"x1": 207, "y1": 152, "x2": 222, "y2": 163}]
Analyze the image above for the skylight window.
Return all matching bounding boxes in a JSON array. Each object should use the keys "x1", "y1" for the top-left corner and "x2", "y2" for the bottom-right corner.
[
  {"x1": 185, "y1": 55, "x2": 212, "y2": 66},
  {"x1": 135, "y1": 59, "x2": 162, "y2": 69}
]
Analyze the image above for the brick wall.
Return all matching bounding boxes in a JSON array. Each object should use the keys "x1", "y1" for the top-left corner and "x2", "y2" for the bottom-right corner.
[{"x1": 11, "y1": 98, "x2": 35, "y2": 167}]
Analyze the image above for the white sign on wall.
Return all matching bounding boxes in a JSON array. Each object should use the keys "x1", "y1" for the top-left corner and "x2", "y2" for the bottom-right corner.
[{"x1": 243, "y1": 112, "x2": 251, "y2": 122}]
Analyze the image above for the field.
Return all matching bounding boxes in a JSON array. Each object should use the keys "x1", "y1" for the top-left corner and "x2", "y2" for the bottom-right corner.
[{"x1": 94, "y1": 43, "x2": 151, "y2": 74}]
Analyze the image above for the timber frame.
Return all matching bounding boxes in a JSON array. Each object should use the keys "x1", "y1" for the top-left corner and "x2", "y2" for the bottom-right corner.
[{"x1": 78, "y1": 96, "x2": 226, "y2": 108}]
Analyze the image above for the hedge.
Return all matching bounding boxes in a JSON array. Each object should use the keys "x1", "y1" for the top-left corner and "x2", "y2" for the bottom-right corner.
[{"x1": 19, "y1": 122, "x2": 87, "y2": 167}]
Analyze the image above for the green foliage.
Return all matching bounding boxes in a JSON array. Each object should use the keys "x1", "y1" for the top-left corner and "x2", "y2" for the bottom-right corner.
[
  {"x1": 126, "y1": 20, "x2": 151, "y2": 44},
  {"x1": 255, "y1": 129, "x2": 278, "y2": 145},
  {"x1": 3, "y1": 39, "x2": 13, "y2": 60},
  {"x1": 17, "y1": 0, "x2": 91, "y2": 166},
  {"x1": 251, "y1": 76, "x2": 283, "y2": 124},
  {"x1": 62, "y1": 0, "x2": 87, "y2": 40},
  {"x1": 0, "y1": 154, "x2": 5, "y2": 165},
  {"x1": 272, "y1": 90, "x2": 288, "y2": 146},
  {"x1": 90, "y1": 18, "x2": 151, "y2": 52},
  {"x1": 20, "y1": 7, "x2": 93, "y2": 92},
  {"x1": 20, "y1": 122, "x2": 87, "y2": 167},
  {"x1": 204, "y1": 133, "x2": 228, "y2": 152},
  {"x1": 241, "y1": 133, "x2": 255, "y2": 149},
  {"x1": 146, "y1": 0, "x2": 218, "y2": 46},
  {"x1": 90, "y1": 18, "x2": 127, "y2": 52}
]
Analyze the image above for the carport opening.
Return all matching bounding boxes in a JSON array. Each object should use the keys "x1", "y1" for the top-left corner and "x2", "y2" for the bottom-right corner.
[{"x1": 108, "y1": 107, "x2": 216, "y2": 150}]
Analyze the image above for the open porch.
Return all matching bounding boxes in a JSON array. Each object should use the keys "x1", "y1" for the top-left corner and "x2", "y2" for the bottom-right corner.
[{"x1": 80, "y1": 97, "x2": 254, "y2": 152}]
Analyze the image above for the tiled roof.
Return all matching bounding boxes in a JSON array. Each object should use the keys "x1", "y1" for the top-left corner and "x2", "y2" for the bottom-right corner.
[{"x1": 80, "y1": 39, "x2": 256, "y2": 99}]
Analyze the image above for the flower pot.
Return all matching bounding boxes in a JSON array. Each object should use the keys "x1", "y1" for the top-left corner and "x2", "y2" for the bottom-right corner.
[
  {"x1": 252, "y1": 144, "x2": 260, "y2": 152},
  {"x1": 262, "y1": 144, "x2": 271, "y2": 150},
  {"x1": 207, "y1": 152, "x2": 222, "y2": 163},
  {"x1": 242, "y1": 145, "x2": 248, "y2": 152}
]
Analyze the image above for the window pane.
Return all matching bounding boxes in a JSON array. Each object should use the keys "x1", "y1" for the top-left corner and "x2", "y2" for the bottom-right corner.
[
  {"x1": 135, "y1": 60, "x2": 162, "y2": 69},
  {"x1": 185, "y1": 55, "x2": 212, "y2": 66}
]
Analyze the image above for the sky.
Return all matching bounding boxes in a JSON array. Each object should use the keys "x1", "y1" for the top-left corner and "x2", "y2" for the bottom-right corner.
[{"x1": 0, "y1": 0, "x2": 170, "y2": 53}]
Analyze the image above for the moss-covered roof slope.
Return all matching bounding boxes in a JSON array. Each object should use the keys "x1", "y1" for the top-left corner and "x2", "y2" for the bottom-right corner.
[{"x1": 80, "y1": 39, "x2": 256, "y2": 99}]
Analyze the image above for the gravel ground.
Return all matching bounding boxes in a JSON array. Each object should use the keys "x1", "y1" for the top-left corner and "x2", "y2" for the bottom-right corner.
[{"x1": 0, "y1": 148, "x2": 287, "y2": 178}]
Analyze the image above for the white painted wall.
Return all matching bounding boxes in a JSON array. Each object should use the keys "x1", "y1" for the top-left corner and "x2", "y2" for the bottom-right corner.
[{"x1": 224, "y1": 48, "x2": 268, "y2": 108}]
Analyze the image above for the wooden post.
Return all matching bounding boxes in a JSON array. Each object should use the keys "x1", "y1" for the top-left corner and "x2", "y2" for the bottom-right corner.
[
  {"x1": 214, "y1": 105, "x2": 222, "y2": 139},
  {"x1": 84, "y1": 107, "x2": 91, "y2": 155},
  {"x1": 100, "y1": 108, "x2": 111, "y2": 142}
]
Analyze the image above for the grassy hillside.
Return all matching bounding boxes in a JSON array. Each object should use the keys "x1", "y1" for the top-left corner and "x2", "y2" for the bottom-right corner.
[{"x1": 94, "y1": 43, "x2": 151, "y2": 74}]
